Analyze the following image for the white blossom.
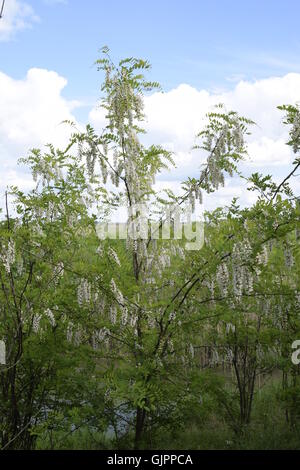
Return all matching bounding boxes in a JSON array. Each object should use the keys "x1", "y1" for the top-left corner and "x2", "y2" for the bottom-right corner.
[
  {"x1": 225, "y1": 323, "x2": 235, "y2": 334},
  {"x1": 77, "y1": 279, "x2": 91, "y2": 306},
  {"x1": 45, "y1": 308, "x2": 56, "y2": 327},
  {"x1": 66, "y1": 322, "x2": 73, "y2": 342},
  {"x1": 109, "y1": 305, "x2": 117, "y2": 324},
  {"x1": 108, "y1": 247, "x2": 121, "y2": 267},
  {"x1": 147, "y1": 315, "x2": 156, "y2": 329},
  {"x1": 53, "y1": 261, "x2": 64, "y2": 278},
  {"x1": 216, "y1": 263, "x2": 229, "y2": 296},
  {"x1": 1, "y1": 240, "x2": 16, "y2": 273},
  {"x1": 110, "y1": 278, "x2": 124, "y2": 304},
  {"x1": 130, "y1": 314, "x2": 138, "y2": 328},
  {"x1": 33, "y1": 314, "x2": 42, "y2": 333}
]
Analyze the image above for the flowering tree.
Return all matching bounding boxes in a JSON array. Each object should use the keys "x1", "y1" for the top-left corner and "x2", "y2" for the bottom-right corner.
[{"x1": 0, "y1": 48, "x2": 300, "y2": 450}]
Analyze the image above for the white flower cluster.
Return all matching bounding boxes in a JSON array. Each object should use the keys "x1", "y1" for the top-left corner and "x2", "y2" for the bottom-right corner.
[
  {"x1": 232, "y1": 241, "x2": 253, "y2": 298},
  {"x1": 225, "y1": 349, "x2": 234, "y2": 363},
  {"x1": 97, "y1": 296, "x2": 106, "y2": 315},
  {"x1": 66, "y1": 213, "x2": 77, "y2": 229},
  {"x1": 110, "y1": 278, "x2": 124, "y2": 304},
  {"x1": 210, "y1": 350, "x2": 220, "y2": 366},
  {"x1": 53, "y1": 261, "x2": 64, "y2": 279},
  {"x1": 201, "y1": 118, "x2": 245, "y2": 192},
  {"x1": 256, "y1": 245, "x2": 269, "y2": 267},
  {"x1": 291, "y1": 110, "x2": 300, "y2": 153},
  {"x1": 225, "y1": 323, "x2": 235, "y2": 334},
  {"x1": 78, "y1": 140, "x2": 97, "y2": 177},
  {"x1": 33, "y1": 160, "x2": 62, "y2": 187},
  {"x1": 66, "y1": 322, "x2": 83, "y2": 346},
  {"x1": 232, "y1": 121, "x2": 244, "y2": 150},
  {"x1": 216, "y1": 263, "x2": 230, "y2": 297},
  {"x1": 45, "y1": 308, "x2": 56, "y2": 327},
  {"x1": 188, "y1": 185, "x2": 203, "y2": 212},
  {"x1": 130, "y1": 313, "x2": 138, "y2": 328},
  {"x1": 96, "y1": 244, "x2": 104, "y2": 256},
  {"x1": 295, "y1": 291, "x2": 300, "y2": 309},
  {"x1": 107, "y1": 76, "x2": 143, "y2": 138},
  {"x1": 92, "y1": 327, "x2": 110, "y2": 349},
  {"x1": 46, "y1": 200, "x2": 59, "y2": 220},
  {"x1": 77, "y1": 279, "x2": 91, "y2": 306},
  {"x1": 108, "y1": 247, "x2": 121, "y2": 267},
  {"x1": 202, "y1": 129, "x2": 227, "y2": 188},
  {"x1": 32, "y1": 314, "x2": 42, "y2": 333},
  {"x1": 155, "y1": 249, "x2": 171, "y2": 275},
  {"x1": 109, "y1": 305, "x2": 117, "y2": 324},
  {"x1": 100, "y1": 158, "x2": 108, "y2": 184},
  {"x1": 147, "y1": 314, "x2": 156, "y2": 329},
  {"x1": 168, "y1": 339, "x2": 174, "y2": 354},
  {"x1": 0, "y1": 240, "x2": 16, "y2": 274},
  {"x1": 66, "y1": 322, "x2": 73, "y2": 342},
  {"x1": 109, "y1": 278, "x2": 130, "y2": 326},
  {"x1": 121, "y1": 305, "x2": 128, "y2": 326}
]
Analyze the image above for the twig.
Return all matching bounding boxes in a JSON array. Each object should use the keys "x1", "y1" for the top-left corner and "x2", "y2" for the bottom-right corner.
[{"x1": 0, "y1": 0, "x2": 6, "y2": 19}]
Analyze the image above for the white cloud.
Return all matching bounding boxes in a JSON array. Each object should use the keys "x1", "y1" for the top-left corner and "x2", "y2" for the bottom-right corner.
[
  {"x1": 90, "y1": 73, "x2": 300, "y2": 208},
  {"x1": 1, "y1": 69, "x2": 300, "y2": 213},
  {"x1": 0, "y1": 68, "x2": 81, "y2": 203},
  {"x1": 247, "y1": 137, "x2": 291, "y2": 166},
  {"x1": 0, "y1": 0, "x2": 39, "y2": 42}
]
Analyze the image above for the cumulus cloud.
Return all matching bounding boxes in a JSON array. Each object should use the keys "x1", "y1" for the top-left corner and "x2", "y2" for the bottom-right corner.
[
  {"x1": 1, "y1": 68, "x2": 300, "y2": 213},
  {"x1": 0, "y1": 0, "x2": 39, "y2": 42},
  {"x1": 89, "y1": 73, "x2": 300, "y2": 209},
  {"x1": 0, "y1": 68, "x2": 81, "y2": 204}
]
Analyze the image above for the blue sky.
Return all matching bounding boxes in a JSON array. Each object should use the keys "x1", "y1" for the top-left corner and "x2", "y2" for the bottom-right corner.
[
  {"x1": 1, "y1": 0, "x2": 300, "y2": 209},
  {"x1": 2, "y1": 0, "x2": 300, "y2": 118}
]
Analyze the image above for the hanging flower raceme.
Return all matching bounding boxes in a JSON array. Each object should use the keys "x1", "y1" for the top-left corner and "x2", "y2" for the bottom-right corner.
[
  {"x1": 45, "y1": 309, "x2": 56, "y2": 327},
  {"x1": 77, "y1": 279, "x2": 92, "y2": 306},
  {"x1": 0, "y1": 239, "x2": 16, "y2": 274},
  {"x1": 110, "y1": 278, "x2": 124, "y2": 304},
  {"x1": 32, "y1": 314, "x2": 42, "y2": 334},
  {"x1": 216, "y1": 262, "x2": 229, "y2": 297},
  {"x1": 231, "y1": 239, "x2": 254, "y2": 298},
  {"x1": 108, "y1": 247, "x2": 121, "y2": 267},
  {"x1": 109, "y1": 305, "x2": 117, "y2": 325}
]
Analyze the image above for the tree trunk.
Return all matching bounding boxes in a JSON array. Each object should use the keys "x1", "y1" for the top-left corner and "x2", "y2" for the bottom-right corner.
[{"x1": 134, "y1": 407, "x2": 146, "y2": 450}]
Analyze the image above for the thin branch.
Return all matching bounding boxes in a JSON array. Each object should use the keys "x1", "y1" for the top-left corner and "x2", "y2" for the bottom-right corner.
[
  {"x1": 272, "y1": 160, "x2": 300, "y2": 201},
  {"x1": 0, "y1": 0, "x2": 6, "y2": 19}
]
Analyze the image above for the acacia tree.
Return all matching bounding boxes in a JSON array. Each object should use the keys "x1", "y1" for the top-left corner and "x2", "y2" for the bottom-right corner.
[
  {"x1": 62, "y1": 48, "x2": 255, "y2": 449},
  {"x1": 0, "y1": 145, "x2": 112, "y2": 449},
  {"x1": 184, "y1": 104, "x2": 300, "y2": 435}
]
